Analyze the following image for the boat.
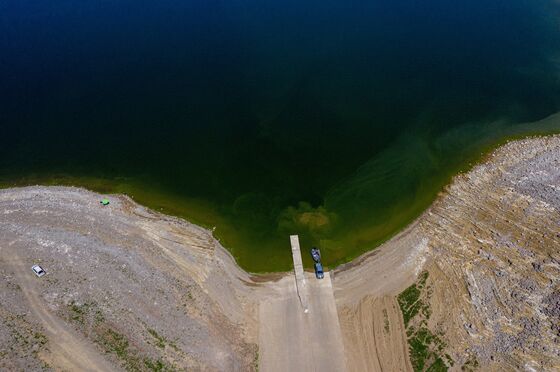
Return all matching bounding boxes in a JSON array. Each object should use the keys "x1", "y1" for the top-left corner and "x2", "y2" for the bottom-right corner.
[{"x1": 311, "y1": 247, "x2": 321, "y2": 263}]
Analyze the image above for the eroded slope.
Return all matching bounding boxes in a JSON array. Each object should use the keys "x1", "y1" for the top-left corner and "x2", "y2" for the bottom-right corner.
[
  {"x1": 334, "y1": 135, "x2": 560, "y2": 371},
  {"x1": 416, "y1": 136, "x2": 560, "y2": 370}
]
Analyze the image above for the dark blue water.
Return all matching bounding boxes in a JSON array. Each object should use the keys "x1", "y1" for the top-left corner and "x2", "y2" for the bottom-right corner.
[{"x1": 2, "y1": 0, "x2": 560, "y2": 271}]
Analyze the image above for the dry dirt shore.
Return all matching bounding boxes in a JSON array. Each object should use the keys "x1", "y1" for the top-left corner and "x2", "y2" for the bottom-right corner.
[
  {"x1": 334, "y1": 134, "x2": 560, "y2": 371},
  {"x1": 0, "y1": 187, "x2": 260, "y2": 371},
  {"x1": 1, "y1": 135, "x2": 560, "y2": 371}
]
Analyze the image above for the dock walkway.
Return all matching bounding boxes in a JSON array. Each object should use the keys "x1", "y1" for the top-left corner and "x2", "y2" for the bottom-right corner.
[{"x1": 289, "y1": 235, "x2": 309, "y2": 311}]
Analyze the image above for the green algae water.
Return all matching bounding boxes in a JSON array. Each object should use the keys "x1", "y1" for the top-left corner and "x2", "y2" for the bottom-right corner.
[{"x1": 2, "y1": 0, "x2": 560, "y2": 272}]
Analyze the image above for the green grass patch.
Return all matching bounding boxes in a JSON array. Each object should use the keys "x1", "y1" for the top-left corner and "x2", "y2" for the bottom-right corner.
[
  {"x1": 33, "y1": 332, "x2": 48, "y2": 346},
  {"x1": 96, "y1": 325, "x2": 175, "y2": 372},
  {"x1": 398, "y1": 271, "x2": 453, "y2": 372},
  {"x1": 397, "y1": 271, "x2": 429, "y2": 327},
  {"x1": 62, "y1": 301, "x2": 176, "y2": 371},
  {"x1": 383, "y1": 308, "x2": 390, "y2": 334},
  {"x1": 144, "y1": 358, "x2": 174, "y2": 372},
  {"x1": 68, "y1": 301, "x2": 91, "y2": 325},
  {"x1": 97, "y1": 327, "x2": 175, "y2": 371},
  {"x1": 100, "y1": 328, "x2": 130, "y2": 360},
  {"x1": 147, "y1": 328, "x2": 166, "y2": 349},
  {"x1": 95, "y1": 309, "x2": 105, "y2": 324},
  {"x1": 426, "y1": 358, "x2": 447, "y2": 372},
  {"x1": 461, "y1": 357, "x2": 479, "y2": 371},
  {"x1": 67, "y1": 301, "x2": 105, "y2": 327},
  {"x1": 253, "y1": 348, "x2": 259, "y2": 371},
  {"x1": 408, "y1": 327, "x2": 447, "y2": 371}
]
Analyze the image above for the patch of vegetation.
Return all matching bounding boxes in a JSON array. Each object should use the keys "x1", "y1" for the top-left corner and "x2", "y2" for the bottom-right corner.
[
  {"x1": 426, "y1": 357, "x2": 447, "y2": 372},
  {"x1": 66, "y1": 301, "x2": 106, "y2": 329},
  {"x1": 253, "y1": 347, "x2": 259, "y2": 371},
  {"x1": 397, "y1": 271, "x2": 429, "y2": 327},
  {"x1": 461, "y1": 356, "x2": 479, "y2": 371},
  {"x1": 68, "y1": 301, "x2": 91, "y2": 325},
  {"x1": 40, "y1": 360, "x2": 52, "y2": 370},
  {"x1": 397, "y1": 271, "x2": 453, "y2": 372},
  {"x1": 100, "y1": 328, "x2": 131, "y2": 360},
  {"x1": 33, "y1": 331, "x2": 48, "y2": 346},
  {"x1": 2, "y1": 311, "x2": 50, "y2": 368},
  {"x1": 168, "y1": 339, "x2": 179, "y2": 352},
  {"x1": 408, "y1": 327, "x2": 447, "y2": 371},
  {"x1": 95, "y1": 309, "x2": 105, "y2": 324},
  {"x1": 383, "y1": 308, "x2": 390, "y2": 334},
  {"x1": 6, "y1": 280, "x2": 21, "y2": 291},
  {"x1": 147, "y1": 328, "x2": 166, "y2": 349},
  {"x1": 97, "y1": 327, "x2": 175, "y2": 372},
  {"x1": 406, "y1": 325, "x2": 416, "y2": 337},
  {"x1": 398, "y1": 284, "x2": 421, "y2": 326},
  {"x1": 444, "y1": 354, "x2": 454, "y2": 367},
  {"x1": 144, "y1": 357, "x2": 174, "y2": 372}
]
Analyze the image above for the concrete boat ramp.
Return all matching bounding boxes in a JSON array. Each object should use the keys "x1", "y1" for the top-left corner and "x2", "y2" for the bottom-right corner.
[{"x1": 258, "y1": 235, "x2": 347, "y2": 372}]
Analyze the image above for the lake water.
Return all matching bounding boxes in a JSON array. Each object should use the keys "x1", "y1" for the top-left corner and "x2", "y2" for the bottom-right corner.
[{"x1": 2, "y1": 0, "x2": 560, "y2": 271}]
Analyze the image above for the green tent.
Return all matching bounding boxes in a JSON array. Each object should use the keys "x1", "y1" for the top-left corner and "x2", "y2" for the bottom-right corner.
[{"x1": 100, "y1": 198, "x2": 110, "y2": 206}]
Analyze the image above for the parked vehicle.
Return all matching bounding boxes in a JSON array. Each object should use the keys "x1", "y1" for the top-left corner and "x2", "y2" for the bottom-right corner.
[
  {"x1": 310, "y1": 247, "x2": 321, "y2": 263},
  {"x1": 314, "y1": 262, "x2": 324, "y2": 279},
  {"x1": 31, "y1": 265, "x2": 46, "y2": 277}
]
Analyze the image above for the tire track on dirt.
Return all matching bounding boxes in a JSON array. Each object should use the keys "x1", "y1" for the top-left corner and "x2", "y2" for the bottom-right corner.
[{"x1": 6, "y1": 247, "x2": 116, "y2": 372}]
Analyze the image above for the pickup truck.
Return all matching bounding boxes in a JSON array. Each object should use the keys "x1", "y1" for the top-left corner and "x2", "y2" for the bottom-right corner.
[{"x1": 314, "y1": 262, "x2": 324, "y2": 279}]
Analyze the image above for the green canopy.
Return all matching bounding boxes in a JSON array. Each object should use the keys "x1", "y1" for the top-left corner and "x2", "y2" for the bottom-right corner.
[{"x1": 100, "y1": 198, "x2": 110, "y2": 206}]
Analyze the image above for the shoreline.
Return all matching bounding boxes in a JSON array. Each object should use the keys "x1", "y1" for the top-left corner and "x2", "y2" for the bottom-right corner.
[
  {"x1": 1, "y1": 131, "x2": 557, "y2": 283},
  {"x1": 1, "y1": 113, "x2": 560, "y2": 273}
]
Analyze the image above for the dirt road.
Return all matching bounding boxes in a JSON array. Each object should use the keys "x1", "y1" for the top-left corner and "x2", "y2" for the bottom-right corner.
[{"x1": 4, "y1": 245, "x2": 116, "y2": 372}]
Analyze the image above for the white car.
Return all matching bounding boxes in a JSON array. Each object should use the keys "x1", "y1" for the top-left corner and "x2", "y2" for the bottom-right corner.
[{"x1": 31, "y1": 265, "x2": 46, "y2": 277}]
